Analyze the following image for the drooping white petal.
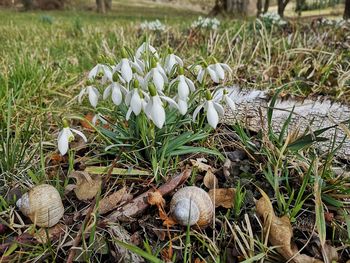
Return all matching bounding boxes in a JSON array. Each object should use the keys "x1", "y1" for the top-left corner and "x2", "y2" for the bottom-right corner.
[
  {"x1": 111, "y1": 84, "x2": 123, "y2": 105},
  {"x1": 213, "y1": 102, "x2": 225, "y2": 116},
  {"x1": 130, "y1": 91, "x2": 142, "y2": 115},
  {"x1": 126, "y1": 107, "x2": 133, "y2": 120},
  {"x1": 150, "y1": 96, "x2": 165, "y2": 129},
  {"x1": 78, "y1": 88, "x2": 87, "y2": 103},
  {"x1": 207, "y1": 66, "x2": 220, "y2": 83},
  {"x1": 206, "y1": 100, "x2": 219, "y2": 129},
  {"x1": 125, "y1": 90, "x2": 132, "y2": 106},
  {"x1": 192, "y1": 104, "x2": 204, "y2": 122},
  {"x1": 120, "y1": 58, "x2": 133, "y2": 83},
  {"x1": 87, "y1": 86, "x2": 99, "y2": 108},
  {"x1": 102, "y1": 65, "x2": 113, "y2": 82},
  {"x1": 153, "y1": 69, "x2": 164, "y2": 91},
  {"x1": 103, "y1": 85, "x2": 112, "y2": 100},
  {"x1": 225, "y1": 95, "x2": 236, "y2": 111},
  {"x1": 197, "y1": 68, "x2": 205, "y2": 83},
  {"x1": 178, "y1": 99, "x2": 188, "y2": 115},
  {"x1": 88, "y1": 64, "x2": 100, "y2": 80},
  {"x1": 57, "y1": 129, "x2": 69, "y2": 155},
  {"x1": 220, "y1": 63, "x2": 232, "y2": 73},
  {"x1": 160, "y1": 95, "x2": 178, "y2": 109},
  {"x1": 174, "y1": 55, "x2": 184, "y2": 67},
  {"x1": 165, "y1": 54, "x2": 176, "y2": 73},
  {"x1": 185, "y1": 77, "x2": 195, "y2": 92},
  {"x1": 70, "y1": 128, "x2": 88, "y2": 142},
  {"x1": 214, "y1": 63, "x2": 225, "y2": 80},
  {"x1": 178, "y1": 75, "x2": 189, "y2": 99}
]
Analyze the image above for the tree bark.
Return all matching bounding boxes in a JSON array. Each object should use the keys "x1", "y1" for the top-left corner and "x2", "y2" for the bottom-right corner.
[
  {"x1": 96, "y1": 0, "x2": 106, "y2": 13},
  {"x1": 344, "y1": 0, "x2": 350, "y2": 19},
  {"x1": 277, "y1": 0, "x2": 289, "y2": 17},
  {"x1": 263, "y1": 0, "x2": 269, "y2": 13},
  {"x1": 257, "y1": 0, "x2": 262, "y2": 16}
]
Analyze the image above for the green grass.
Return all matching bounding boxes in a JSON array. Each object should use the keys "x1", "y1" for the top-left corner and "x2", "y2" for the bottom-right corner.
[{"x1": 0, "y1": 4, "x2": 349, "y2": 263}]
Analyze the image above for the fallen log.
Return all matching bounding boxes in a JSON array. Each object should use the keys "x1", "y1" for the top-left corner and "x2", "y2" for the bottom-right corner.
[{"x1": 222, "y1": 86, "x2": 350, "y2": 161}]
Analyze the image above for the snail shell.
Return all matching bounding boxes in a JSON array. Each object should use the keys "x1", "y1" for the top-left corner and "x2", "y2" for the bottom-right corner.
[
  {"x1": 170, "y1": 186, "x2": 214, "y2": 228},
  {"x1": 16, "y1": 184, "x2": 64, "y2": 228}
]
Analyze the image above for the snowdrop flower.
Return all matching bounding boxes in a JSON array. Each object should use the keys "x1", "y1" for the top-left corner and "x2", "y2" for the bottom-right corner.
[
  {"x1": 170, "y1": 68, "x2": 195, "y2": 100},
  {"x1": 213, "y1": 88, "x2": 236, "y2": 112},
  {"x1": 193, "y1": 90, "x2": 224, "y2": 129},
  {"x1": 103, "y1": 82, "x2": 127, "y2": 106},
  {"x1": 145, "y1": 85, "x2": 178, "y2": 128},
  {"x1": 78, "y1": 86, "x2": 100, "y2": 108},
  {"x1": 57, "y1": 120, "x2": 87, "y2": 156},
  {"x1": 115, "y1": 58, "x2": 133, "y2": 83},
  {"x1": 164, "y1": 52, "x2": 183, "y2": 74},
  {"x1": 177, "y1": 97, "x2": 188, "y2": 115},
  {"x1": 88, "y1": 64, "x2": 112, "y2": 84},
  {"x1": 135, "y1": 42, "x2": 159, "y2": 59},
  {"x1": 145, "y1": 60, "x2": 168, "y2": 91},
  {"x1": 197, "y1": 63, "x2": 232, "y2": 84}
]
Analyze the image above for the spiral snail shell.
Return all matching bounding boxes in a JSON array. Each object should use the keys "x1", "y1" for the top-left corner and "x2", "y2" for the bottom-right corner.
[
  {"x1": 170, "y1": 186, "x2": 214, "y2": 228},
  {"x1": 16, "y1": 184, "x2": 64, "y2": 228}
]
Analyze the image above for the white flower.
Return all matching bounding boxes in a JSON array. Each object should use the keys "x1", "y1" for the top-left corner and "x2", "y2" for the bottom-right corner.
[
  {"x1": 170, "y1": 75, "x2": 195, "y2": 100},
  {"x1": 197, "y1": 63, "x2": 232, "y2": 83},
  {"x1": 88, "y1": 64, "x2": 112, "y2": 83},
  {"x1": 57, "y1": 126, "x2": 87, "y2": 156},
  {"x1": 164, "y1": 53, "x2": 183, "y2": 74},
  {"x1": 92, "y1": 113, "x2": 107, "y2": 125},
  {"x1": 135, "y1": 42, "x2": 159, "y2": 59},
  {"x1": 145, "y1": 93, "x2": 178, "y2": 129},
  {"x1": 145, "y1": 65, "x2": 168, "y2": 91},
  {"x1": 193, "y1": 98, "x2": 224, "y2": 129},
  {"x1": 191, "y1": 16, "x2": 220, "y2": 30},
  {"x1": 103, "y1": 82, "x2": 127, "y2": 106},
  {"x1": 177, "y1": 97, "x2": 188, "y2": 115},
  {"x1": 78, "y1": 86, "x2": 100, "y2": 108},
  {"x1": 213, "y1": 88, "x2": 236, "y2": 112},
  {"x1": 115, "y1": 58, "x2": 133, "y2": 83},
  {"x1": 140, "y1": 20, "x2": 166, "y2": 31}
]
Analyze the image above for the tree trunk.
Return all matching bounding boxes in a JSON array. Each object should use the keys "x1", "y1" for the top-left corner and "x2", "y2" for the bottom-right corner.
[
  {"x1": 344, "y1": 0, "x2": 350, "y2": 19},
  {"x1": 105, "y1": 0, "x2": 112, "y2": 11},
  {"x1": 277, "y1": 0, "x2": 289, "y2": 17},
  {"x1": 257, "y1": 0, "x2": 262, "y2": 16},
  {"x1": 211, "y1": 0, "x2": 257, "y2": 16},
  {"x1": 96, "y1": 0, "x2": 106, "y2": 13},
  {"x1": 263, "y1": 0, "x2": 269, "y2": 13}
]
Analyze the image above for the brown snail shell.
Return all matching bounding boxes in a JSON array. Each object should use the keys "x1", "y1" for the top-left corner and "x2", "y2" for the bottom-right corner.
[
  {"x1": 170, "y1": 186, "x2": 214, "y2": 228},
  {"x1": 16, "y1": 184, "x2": 64, "y2": 228}
]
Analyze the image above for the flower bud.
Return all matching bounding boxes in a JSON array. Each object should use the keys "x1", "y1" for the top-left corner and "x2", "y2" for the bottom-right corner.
[
  {"x1": 121, "y1": 48, "x2": 128, "y2": 59},
  {"x1": 134, "y1": 78, "x2": 140, "y2": 89},
  {"x1": 148, "y1": 84, "x2": 157, "y2": 97},
  {"x1": 62, "y1": 119, "x2": 69, "y2": 128},
  {"x1": 205, "y1": 90, "x2": 212, "y2": 100},
  {"x1": 178, "y1": 67, "x2": 184, "y2": 75},
  {"x1": 151, "y1": 57, "x2": 157, "y2": 68}
]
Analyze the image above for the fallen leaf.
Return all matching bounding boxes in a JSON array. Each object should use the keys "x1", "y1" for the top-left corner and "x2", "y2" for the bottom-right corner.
[
  {"x1": 223, "y1": 158, "x2": 232, "y2": 178},
  {"x1": 69, "y1": 171, "x2": 102, "y2": 200},
  {"x1": 147, "y1": 190, "x2": 165, "y2": 207},
  {"x1": 256, "y1": 189, "x2": 328, "y2": 263},
  {"x1": 190, "y1": 158, "x2": 215, "y2": 172},
  {"x1": 209, "y1": 188, "x2": 235, "y2": 208},
  {"x1": 98, "y1": 187, "x2": 133, "y2": 215},
  {"x1": 34, "y1": 223, "x2": 67, "y2": 244},
  {"x1": 80, "y1": 112, "x2": 95, "y2": 131},
  {"x1": 203, "y1": 170, "x2": 218, "y2": 189}
]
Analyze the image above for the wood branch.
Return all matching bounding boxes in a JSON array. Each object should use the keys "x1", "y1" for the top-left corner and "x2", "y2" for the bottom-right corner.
[
  {"x1": 222, "y1": 86, "x2": 350, "y2": 161},
  {"x1": 106, "y1": 169, "x2": 192, "y2": 222}
]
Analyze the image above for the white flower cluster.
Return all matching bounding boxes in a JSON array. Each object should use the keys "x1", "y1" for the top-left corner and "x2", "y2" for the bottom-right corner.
[
  {"x1": 58, "y1": 42, "x2": 234, "y2": 155},
  {"x1": 191, "y1": 16, "x2": 220, "y2": 30},
  {"x1": 140, "y1": 19, "x2": 166, "y2": 31},
  {"x1": 260, "y1": 12, "x2": 287, "y2": 26},
  {"x1": 316, "y1": 17, "x2": 350, "y2": 28}
]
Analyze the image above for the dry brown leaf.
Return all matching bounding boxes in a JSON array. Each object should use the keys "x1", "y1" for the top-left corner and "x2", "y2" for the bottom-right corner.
[
  {"x1": 203, "y1": 170, "x2": 218, "y2": 189},
  {"x1": 209, "y1": 188, "x2": 235, "y2": 208},
  {"x1": 69, "y1": 171, "x2": 102, "y2": 200},
  {"x1": 256, "y1": 190, "x2": 332, "y2": 263},
  {"x1": 190, "y1": 158, "x2": 214, "y2": 172},
  {"x1": 98, "y1": 187, "x2": 133, "y2": 215},
  {"x1": 147, "y1": 190, "x2": 165, "y2": 207},
  {"x1": 34, "y1": 223, "x2": 67, "y2": 244},
  {"x1": 80, "y1": 112, "x2": 95, "y2": 131}
]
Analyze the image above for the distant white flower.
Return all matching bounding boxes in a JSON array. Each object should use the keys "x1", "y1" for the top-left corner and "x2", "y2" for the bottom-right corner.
[
  {"x1": 78, "y1": 86, "x2": 100, "y2": 108},
  {"x1": 170, "y1": 75, "x2": 195, "y2": 100},
  {"x1": 193, "y1": 97, "x2": 224, "y2": 129},
  {"x1": 135, "y1": 42, "x2": 159, "y2": 59},
  {"x1": 103, "y1": 82, "x2": 127, "y2": 106},
  {"x1": 140, "y1": 19, "x2": 166, "y2": 31},
  {"x1": 213, "y1": 88, "x2": 236, "y2": 112},
  {"x1": 191, "y1": 16, "x2": 220, "y2": 30},
  {"x1": 57, "y1": 125, "x2": 87, "y2": 156},
  {"x1": 197, "y1": 63, "x2": 231, "y2": 83},
  {"x1": 164, "y1": 53, "x2": 183, "y2": 74},
  {"x1": 88, "y1": 64, "x2": 112, "y2": 83}
]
